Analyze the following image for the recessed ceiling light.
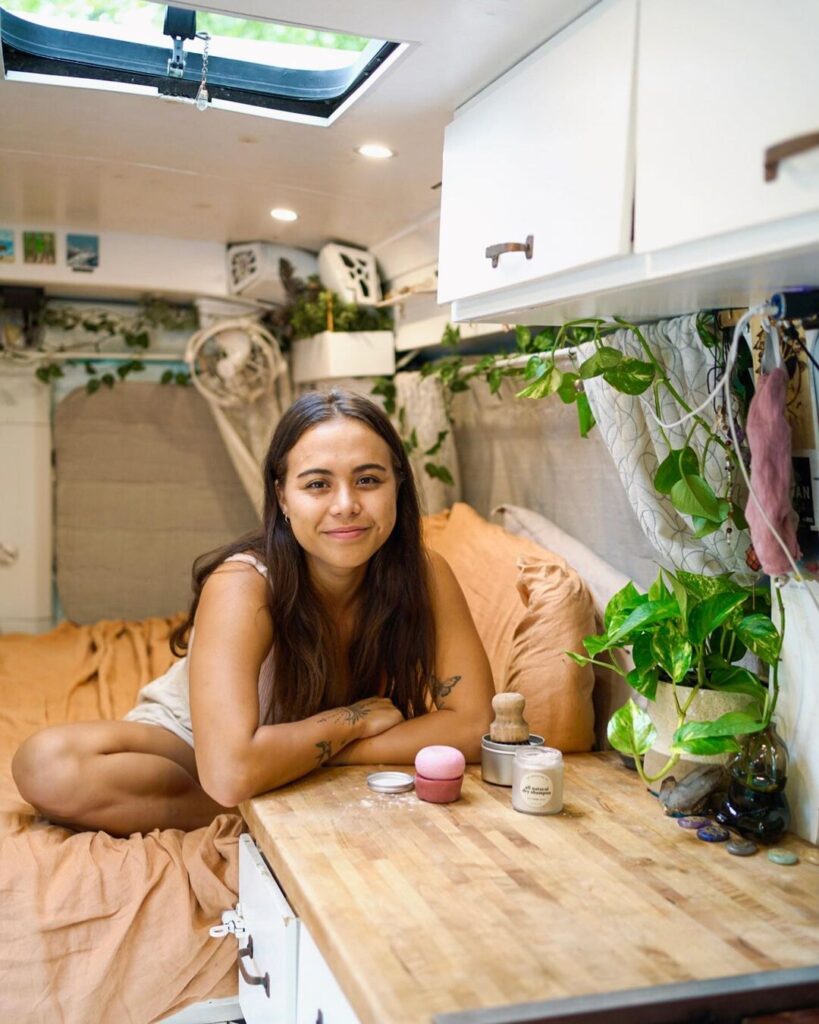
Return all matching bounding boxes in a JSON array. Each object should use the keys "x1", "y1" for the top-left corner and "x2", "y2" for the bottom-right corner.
[
  {"x1": 356, "y1": 143, "x2": 395, "y2": 160},
  {"x1": 270, "y1": 207, "x2": 298, "y2": 222}
]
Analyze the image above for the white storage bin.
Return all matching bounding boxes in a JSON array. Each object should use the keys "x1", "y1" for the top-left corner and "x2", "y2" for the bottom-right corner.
[{"x1": 290, "y1": 331, "x2": 395, "y2": 384}]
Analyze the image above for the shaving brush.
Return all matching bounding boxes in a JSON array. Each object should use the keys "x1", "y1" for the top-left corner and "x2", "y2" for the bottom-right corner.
[{"x1": 489, "y1": 692, "x2": 530, "y2": 744}]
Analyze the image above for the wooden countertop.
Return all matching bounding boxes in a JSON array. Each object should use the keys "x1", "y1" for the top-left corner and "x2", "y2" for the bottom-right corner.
[{"x1": 241, "y1": 753, "x2": 819, "y2": 1024}]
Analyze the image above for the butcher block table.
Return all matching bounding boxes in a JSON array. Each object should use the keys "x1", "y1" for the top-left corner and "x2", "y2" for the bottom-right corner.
[{"x1": 240, "y1": 752, "x2": 819, "y2": 1024}]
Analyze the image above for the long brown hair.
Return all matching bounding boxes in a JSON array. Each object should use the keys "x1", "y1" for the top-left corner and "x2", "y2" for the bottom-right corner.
[{"x1": 170, "y1": 388, "x2": 436, "y2": 725}]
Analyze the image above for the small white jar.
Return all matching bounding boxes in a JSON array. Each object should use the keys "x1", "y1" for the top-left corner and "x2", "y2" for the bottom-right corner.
[{"x1": 512, "y1": 746, "x2": 564, "y2": 815}]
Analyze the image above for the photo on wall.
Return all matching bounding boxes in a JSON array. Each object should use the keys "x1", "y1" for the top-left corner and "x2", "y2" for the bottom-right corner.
[
  {"x1": 23, "y1": 231, "x2": 56, "y2": 264},
  {"x1": 0, "y1": 229, "x2": 14, "y2": 263},
  {"x1": 66, "y1": 233, "x2": 100, "y2": 272}
]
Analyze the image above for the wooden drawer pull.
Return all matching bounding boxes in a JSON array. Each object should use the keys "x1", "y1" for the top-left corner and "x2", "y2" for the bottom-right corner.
[
  {"x1": 765, "y1": 131, "x2": 819, "y2": 182},
  {"x1": 238, "y1": 934, "x2": 271, "y2": 998},
  {"x1": 485, "y1": 234, "x2": 534, "y2": 268}
]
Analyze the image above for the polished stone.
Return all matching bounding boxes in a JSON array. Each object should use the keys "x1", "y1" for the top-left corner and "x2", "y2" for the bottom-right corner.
[
  {"x1": 726, "y1": 838, "x2": 758, "y2": 857},
  {"x1": 677, "y1": 816, "x2": 711, "y2": 830},
  {"x1": 767, "y1": 849, "x2": 799, "y2": 865},
  {"x1": 696, "y1": 824, "x2": 730, "y2": 843}
]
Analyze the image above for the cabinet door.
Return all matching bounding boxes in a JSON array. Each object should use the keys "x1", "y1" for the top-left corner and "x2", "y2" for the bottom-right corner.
[
  {"x1": 238, "y1": 834, "x2": 299, "y2": 1024},
  {"x1": 296, "y1": 924, "x2": 360, "y2": 1024},
  {"x1": 437, "y1": 0, "x2": 637, "y2": 305},
  {"x1": 0, "y1": 370, "x2": 52, "y2": 633},
  {"x1": 635, "y1": 0, "x2": 819, "y2": 252}
]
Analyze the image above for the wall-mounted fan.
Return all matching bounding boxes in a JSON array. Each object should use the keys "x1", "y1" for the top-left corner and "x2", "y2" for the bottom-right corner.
[{"x1": 184, "y1": 317, "x2": 286, "y2": 407}]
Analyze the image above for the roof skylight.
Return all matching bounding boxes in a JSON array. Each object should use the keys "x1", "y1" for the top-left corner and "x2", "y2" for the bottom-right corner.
[{"x1": 0, "y1": 2, "x2": 405, "y2": 124}]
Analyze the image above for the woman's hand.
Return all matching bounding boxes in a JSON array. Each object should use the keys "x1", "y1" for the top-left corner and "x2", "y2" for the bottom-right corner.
[{"x1": 319, "y1": 697, "x2": 404, "y2": 739}]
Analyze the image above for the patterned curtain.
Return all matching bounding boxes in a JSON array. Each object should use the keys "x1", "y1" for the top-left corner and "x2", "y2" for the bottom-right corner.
[{"x1": 579, "y1": 314, "x2": 749, "y2": 575}]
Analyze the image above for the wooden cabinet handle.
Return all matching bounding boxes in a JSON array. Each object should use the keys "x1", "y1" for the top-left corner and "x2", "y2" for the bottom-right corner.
[
  {"x1": 765, "y1": 131, "x2": 819, "y2": 182},
  {"x1": 485, "y1": 235, "x2": 534, "y2": 268},
  {"x1": 237, "y1": 934, "x2": 271, "y2": 998}
]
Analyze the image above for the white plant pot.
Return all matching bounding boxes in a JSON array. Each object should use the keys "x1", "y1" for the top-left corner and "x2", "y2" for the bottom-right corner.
[
  {"x1": 291, "y1": 330, "x2": 395, "y2": 384},
  {"x1": 643, "y1": 681, "x2": 754, "y2": 778}
]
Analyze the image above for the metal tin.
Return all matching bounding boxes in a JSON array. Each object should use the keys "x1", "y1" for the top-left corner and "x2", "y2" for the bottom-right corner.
[
  {"x1": 366, "y1": 771, "x2": 416, "y2": 794},
  {"x1": 480, "y1": 733, "x2": 545, "y2": 787}
]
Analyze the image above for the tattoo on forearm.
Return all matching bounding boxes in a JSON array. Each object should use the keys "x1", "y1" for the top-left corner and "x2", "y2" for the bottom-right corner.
[
  {"x1": 317, "y1": 700, "x2": 373, "y2": 726},
  {"x1": 430, "y1": 673, "x2": 462, "y2": 709},
  {"x1": 315, "y1": 740, "x2": 333, "y2": 765}
]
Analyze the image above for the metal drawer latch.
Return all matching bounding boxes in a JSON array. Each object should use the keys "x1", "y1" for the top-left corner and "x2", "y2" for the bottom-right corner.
[{"x1": 210, "y1": 904, "x2": 271, "y2": 999}]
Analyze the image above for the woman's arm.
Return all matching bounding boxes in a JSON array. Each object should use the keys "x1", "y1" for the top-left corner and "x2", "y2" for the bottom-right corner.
[
  {"x1": 330, "y1": 550, "x2": 494, "y2": 765},
  {"x1": 188, "y1": 563, "x2": 402, "y2": 805}
]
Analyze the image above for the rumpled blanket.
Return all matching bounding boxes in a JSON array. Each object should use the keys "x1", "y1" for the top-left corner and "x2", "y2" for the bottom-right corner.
[{"x1": 0, "y1": 617, "x2": 243, "y2": 1024}]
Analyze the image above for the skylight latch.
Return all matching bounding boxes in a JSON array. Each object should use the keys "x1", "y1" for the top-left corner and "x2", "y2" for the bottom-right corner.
[{"x1": 163, "y1": 6, "x2": 197, "y2": 78}]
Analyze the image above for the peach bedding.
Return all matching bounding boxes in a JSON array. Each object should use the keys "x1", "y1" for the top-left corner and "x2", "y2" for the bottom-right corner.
[{"x1": 0, "y1": 616, "x2": 242, "y2": 1024}]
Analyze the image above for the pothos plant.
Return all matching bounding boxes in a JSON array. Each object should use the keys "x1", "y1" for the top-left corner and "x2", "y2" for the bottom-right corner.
[
  {"x1": 568, "y1": 568, "x2": 783, "y2": 787},
  {"x1": 33, "y1": 298, "x2": 198, "y2": 393}
]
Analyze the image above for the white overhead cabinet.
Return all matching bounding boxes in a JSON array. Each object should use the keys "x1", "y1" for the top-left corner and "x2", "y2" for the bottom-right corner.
[
  {"x1": 436, "y1": 0, "x2": 638, "y2": 306},
  {"x1": 635, "y1": 0, "x2": 819, "y2": 253}
]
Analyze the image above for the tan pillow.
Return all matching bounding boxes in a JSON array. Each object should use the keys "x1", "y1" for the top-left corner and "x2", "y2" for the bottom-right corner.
[
  {"x1": 506, "y1": 556, "x2": 596, "y2": 752},
  {"x1": 422, "y1": 503, "x2": 563, "y2": 688},
  {"x1": 421, "y1": 508, "x2": 451, "y2": 548}
]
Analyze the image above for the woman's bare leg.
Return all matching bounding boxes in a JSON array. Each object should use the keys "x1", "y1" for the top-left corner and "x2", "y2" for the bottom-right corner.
[{"x1": 11, "y1": 721, "x2": 235, "y2": 837}]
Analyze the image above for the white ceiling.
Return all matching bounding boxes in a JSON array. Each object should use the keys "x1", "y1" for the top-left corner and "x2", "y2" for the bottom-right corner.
[{"x1": 0, "y1": 0, "x2": 597, "y2": 254}]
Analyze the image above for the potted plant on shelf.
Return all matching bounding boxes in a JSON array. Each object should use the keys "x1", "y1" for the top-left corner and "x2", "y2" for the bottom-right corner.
[{"x1": 569, "y1": 567, "x2": 784, "y2": 794}]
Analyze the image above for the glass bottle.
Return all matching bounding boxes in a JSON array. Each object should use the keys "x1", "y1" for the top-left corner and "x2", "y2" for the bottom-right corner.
[
  {"x1": 512, "y1": 747, "x2": 563, "y2": 815},
  {"x1": 716, "y1": 722, "x2": 790, "y2": 844}
]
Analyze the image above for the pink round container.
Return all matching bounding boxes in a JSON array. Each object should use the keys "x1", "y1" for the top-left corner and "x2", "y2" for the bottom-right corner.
[
  {"x1": 414, "y1": 773, "x2": 463, "y2": 804},
  {"x1": 414, "y1": 745, "x2": 466, "y2": 780}
]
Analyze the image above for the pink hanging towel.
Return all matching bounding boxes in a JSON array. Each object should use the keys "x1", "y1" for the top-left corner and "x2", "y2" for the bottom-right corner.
[{"x1": 744, "y1": 366, "x2": 800, "y2": 575}]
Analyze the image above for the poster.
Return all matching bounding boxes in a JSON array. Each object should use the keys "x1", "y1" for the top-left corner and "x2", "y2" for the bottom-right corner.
[
  {"x1": 0, "y1": 229, "x2": 14, "y2": 263},
  {"x1": 23, "y1": 231, "x2": 56, "y2": 264},
  {"x1": 66, "y1": 233, "x2": 99, "y2": 272}
]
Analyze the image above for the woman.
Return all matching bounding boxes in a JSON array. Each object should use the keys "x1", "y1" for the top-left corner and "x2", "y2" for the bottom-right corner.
[{"x1": 13, "y1": 389, "x2": 494, "y2": 836}]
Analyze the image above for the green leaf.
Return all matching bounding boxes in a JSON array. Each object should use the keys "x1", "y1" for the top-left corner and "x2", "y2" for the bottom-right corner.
[
  {"x1": 524, "y1": 356, "x2": 546, "y2": 381},
  {"x1": 424, "y1": 430, "x2": 448, "y2": 457},
  {"x1": 604, "y1": 581, "x2": 646, "y2": 631},
  {"x1": 102, "y1": 374, "x2": 115, "y2": 388},
  {"x1": 606, "y1": 597, "x2": 678, "y2": 647},
  {"x1": 695, "y1": 311, "x2": 719, "y2": 350},
  {"x1": 672, "y1": 734, "x2": 741, "y2": 756},
  {"x1": 607, "y1": 700, "x2": 657, "y2": 757},
  {"x1": 654, "y1": 447, "x2": 699, "y2": 495},
  {"x1": 664, "y1": 572, "x2": 689, "y2": 628},
  {"x1": 441, "y1": 323, "x2": 461, "y2": 347},
  {"x1": 650, "y1": 622, "x2": 693, "y2": 683},
  {"x1": 515, "y1": 325, "x2": 532, "y2": 352},
  {"x1": 35, "y1": 367, "x2": 51, "y2": 384},
  {"x1": 707, "y1": 664, "x2": 767, "y2": 702},
  {"x1": 85, "y1": 377, "x2": 101, "y2": 395},
  {"x1": 576, "y1": 393, "x2": 595, "y2": 437},
  {"x1": 602, "y1": 358, "x2": 655, "y2": 395},
  {"x1": 670, "y1": 472, "x2": 721, "y2": 521},
  {"x1": 579, "y1": 346, "x2": 623, "y2": 379},
  {"x1": 688, "y1": 591, "x2": 749, "y2": 645},
  {"x1": 448, "y1": 378, "x2": 470, "y2": 393},
  {"x1": 487, "y1": 368, "x2": 503, "y2": 395},
  {"x1": 116, "y1": 362, "x2": 132, "y2": 379},
  {"x1": 676, "y1": 571, "x2": 737, "y2": 600},
  {"x1": 175, "y1": 372, "x2": 190, "y2": 386},
  {"x1": 532, "y1": 327, "x2": 558, "y2": 350},
  {"x1": 626, "y1": 665, "x2": 658, "y2": 701},
  {"x1": 648, "y1": 575, "x2": 671, "y2": 603},
  {"x1": 424, "y1": 463, "x2": 454, "y2": 486},
  {"x1": 691, "y1": 515, "x2": 722, "y2": 538},
  {"x1": 160, "y1": 369, "x2": 174, "y2": 385},
  {"x1": 557, "y1": 371, "x2": 580, "y2": 404},
  {"x1": 731, "y1": 502, "x2": 749, "y2": 530},
  {"x1": 515, "y1": 364, "x2": 562, "y2": 399},
  {"x1": 581, "y1": 633, "x2": 612, "y2": 658},
  {"x1": 673, "y1": 710, "x2": 766, "y2": 743},
  {"x1": 630, "y1": 632, "x2": 656, "y2": 675},
  {"x1": 736, "y1": 614, "x2": 781, "y2": 665}
]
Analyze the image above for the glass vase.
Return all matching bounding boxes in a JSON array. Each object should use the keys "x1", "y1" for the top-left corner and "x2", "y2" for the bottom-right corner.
[{"x1": 716, "y1": 722, "x2": 790, "y2": 845}]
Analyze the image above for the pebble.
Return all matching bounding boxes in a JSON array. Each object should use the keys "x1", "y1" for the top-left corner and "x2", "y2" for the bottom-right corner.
[
  {"x1": 696, "y1": 823, "x2": 730, "y2": 843},
  {"x1": 726, "y1": 838, "x2": 758, "y2": 857},
  {"x1": 677, "y1": 816, "x2": 711, "y2": 830},
  {"x1": 768, "y1": 849, "x2": 799, "y2": 866}
]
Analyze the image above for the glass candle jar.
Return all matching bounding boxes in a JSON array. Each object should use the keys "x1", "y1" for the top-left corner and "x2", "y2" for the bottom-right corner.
[{"x1": 512, "y1": 746, "x2": 563, "y2": 815}]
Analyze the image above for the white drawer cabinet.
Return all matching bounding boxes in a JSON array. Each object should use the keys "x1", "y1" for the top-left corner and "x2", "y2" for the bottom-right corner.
[
  {"x1": 296, "y1": 924, "x2": 360, "y2": 1024},
  {"x1": 437, "y1": 0, "x2": 638, "y2": 306},
  {"x1": 237, "y1": 834, "x2": 299, "y2": 1024},
  {"x1": 234, "y1": 835, "x2": 361, "y2": 1024},
  {"x1": 635, "y1": 0, "x2": 819, "y2": 252}
]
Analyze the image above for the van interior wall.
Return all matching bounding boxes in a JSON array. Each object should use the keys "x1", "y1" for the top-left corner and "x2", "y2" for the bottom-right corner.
[{"x1": 450, "y1": 375, "x2": 658, "y2": 591}]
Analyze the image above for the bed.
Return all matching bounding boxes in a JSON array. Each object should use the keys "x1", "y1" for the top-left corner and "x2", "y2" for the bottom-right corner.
[{"x1": 0, "y1": 498, "x2": 632, "y2": 1024}]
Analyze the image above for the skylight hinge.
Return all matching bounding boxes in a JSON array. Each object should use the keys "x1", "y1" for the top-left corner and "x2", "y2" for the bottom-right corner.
[{"x1": 163, "y1": 6, "x2": 197, "y2": 78}]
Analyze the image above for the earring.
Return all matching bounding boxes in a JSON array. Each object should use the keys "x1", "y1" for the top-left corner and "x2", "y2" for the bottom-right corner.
[{"x1": 284, "y1": 514, "x2": 290, "y2": 525}]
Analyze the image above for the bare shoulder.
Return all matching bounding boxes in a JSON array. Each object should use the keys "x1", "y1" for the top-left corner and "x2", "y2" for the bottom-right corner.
[
  {"x1": 425, "y1": 547, "x2": 460, "y2": 594},
  {"x1": 197, "y1": 556, "x2": 272, "y2": 642}
]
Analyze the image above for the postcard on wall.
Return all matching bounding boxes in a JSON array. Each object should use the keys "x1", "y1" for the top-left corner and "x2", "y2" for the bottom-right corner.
[
  {"x1": 0, "y1": 229, "x2": 14, "y2": 263},
  {"x1": 66, "y1": 233, "x2": 99, "y2": 273},
  {"x1": 23, "y1": 231, "x2": 56, "y2": 264}
]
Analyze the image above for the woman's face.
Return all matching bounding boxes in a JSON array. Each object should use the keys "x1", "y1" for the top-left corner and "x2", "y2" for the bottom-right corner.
[{"x1": 276, "y1": 416, "x2": 399, "y2": 582}]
